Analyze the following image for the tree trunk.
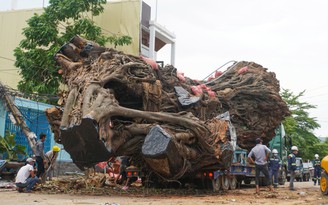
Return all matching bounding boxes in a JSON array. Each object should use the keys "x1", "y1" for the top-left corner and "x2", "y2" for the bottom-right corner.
[{"x1": 45, "y1": 36, "x2": 290, "y2": 180}]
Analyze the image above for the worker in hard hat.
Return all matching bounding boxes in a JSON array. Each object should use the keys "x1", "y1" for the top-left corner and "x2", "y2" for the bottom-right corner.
[
  {"x1": 288, "y1": 146, "x2": 298, "y2": 191},
  {"x1": 268, "y1": 149, "x2": 281, "y2": 188},
  {"x1": 44, "y1": 145, "x2": 61, "y2": 180},
  {"x1": 312, "y1": 154, "x2": 321, "y2": 185}
]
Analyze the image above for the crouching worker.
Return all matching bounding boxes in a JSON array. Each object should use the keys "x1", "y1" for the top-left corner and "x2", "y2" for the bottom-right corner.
[{"x1": 15, "y1": 158, "x2": 40, "y2": 192}]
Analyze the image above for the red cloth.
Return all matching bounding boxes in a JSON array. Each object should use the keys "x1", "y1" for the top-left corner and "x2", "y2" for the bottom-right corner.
[
  {"x1": 208, "y1": 76, "x2": 214, "y2": 81},
  {"x1": 191, "y1": 85, "x2": 203, "y2": 96},
  {"x1": 140, "y1": 56, "x2": 159, "y2": 70},
  {"x1": 215, "y1": 71, "x2": 223, "y2": 77},
  {"x1": 96, "y1": 161, "x2": 107, "y2": 169},
  {"x1": 207, "y1": 90, "x2": 216, "y2": 98},
  {"x1": 238, "y1": 66, "x2": 248, "y2": 74},
  {"x1": 177, "y1": 71, "x2": 186, "y2": 82}
]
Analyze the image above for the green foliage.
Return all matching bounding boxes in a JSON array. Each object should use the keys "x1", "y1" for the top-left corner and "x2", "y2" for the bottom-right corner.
[
  {"x1": 14, "y1": 0, "x2": 132, "y2": 98},
  {"x1": 0, "y1": 131, "x2": 27, "y2": 160},
  {"x1": 281, "y1": 89, "x2": 321, "y2": 160},
  {"x1": 108, "y1": 35, "x2": 132, "y2": 48},
  {"x1": 307, "y1": 142, "x2": 328, "y2": 161}
]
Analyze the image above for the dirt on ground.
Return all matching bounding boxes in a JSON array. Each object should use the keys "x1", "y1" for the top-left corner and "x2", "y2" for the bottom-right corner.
[{"x1": 0, "y1": 177, "x2": 327, "y2": 205}]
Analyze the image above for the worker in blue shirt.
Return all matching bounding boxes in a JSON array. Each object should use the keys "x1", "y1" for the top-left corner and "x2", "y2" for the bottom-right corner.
[
  {"x1": 268, "y1": 149, "x2": 281, "y2": 188},
  {"x1": 313, "y1": 154, "x2": 321, "y2": 186},
  {"x1": 288, "y1": 146, "x2": 298, "y2": 191}
]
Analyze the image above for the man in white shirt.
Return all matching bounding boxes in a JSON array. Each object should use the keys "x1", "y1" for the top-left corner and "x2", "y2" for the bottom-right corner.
[{"x1": 15, "y1": 158, "x2": 39, "y2": 192}]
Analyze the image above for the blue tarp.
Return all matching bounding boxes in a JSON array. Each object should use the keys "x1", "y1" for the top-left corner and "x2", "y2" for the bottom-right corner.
[{"x1": 1, "y1": 97, "x2": 72, "y2": 162}]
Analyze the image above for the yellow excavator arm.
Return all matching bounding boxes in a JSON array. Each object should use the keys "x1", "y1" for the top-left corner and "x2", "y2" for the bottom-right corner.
[
  {"x1": 320, "y1": 156, "x2": 328, "y2": 195},
  {"x1": 322, "y1": 156, "x2": 328, "y2": 173}
]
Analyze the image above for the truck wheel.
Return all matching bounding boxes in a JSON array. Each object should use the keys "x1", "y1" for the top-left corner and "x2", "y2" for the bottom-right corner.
[
  {"x1": 244, "y1": 178, "x2": 252, "y2": 185},
  {"x1": 229, "y1": 176, "x2": 237, "y2": 190},
  {"x1": 212, "y1": 177, "x2": 221, "y2": 192},
  {"x1": 221, "y1": 175, "x2": 229, "y2": 191},
  {"x1": 278, "y1": 169, "x2": 286, "y2": 185},
  {"x1": 320, "y1": 172, "x2": 328, "y2": 195}
]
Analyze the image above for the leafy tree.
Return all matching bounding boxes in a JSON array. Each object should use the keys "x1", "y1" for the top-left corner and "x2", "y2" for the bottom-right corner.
[
  {"x1": 281, "y1": 89, "x2": 321, "y2": 160},
  {"x1": 307, "y1": 142, "x2": 328, "y2": 161},
  {"x1": 14, "y1": 0, "x2": 132, "y2": 97},
  {"x1": 0, "y1": 131, "x2": 27, "y2": 160}
]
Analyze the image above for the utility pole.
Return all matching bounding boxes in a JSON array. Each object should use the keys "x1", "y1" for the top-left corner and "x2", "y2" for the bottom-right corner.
[{"x1": 0, "y1": 81, "x2": 37, "y2": 154}]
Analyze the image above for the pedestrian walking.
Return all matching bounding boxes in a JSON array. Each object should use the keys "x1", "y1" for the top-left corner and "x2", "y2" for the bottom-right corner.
[
  {"x1": 268, "y1": 149, "x2": 281, "y2": 188},
  {"x1": 313, "y1": 154, "x2": 321, "y2": 185},
  {"x1": 248, "y1": 137, "x2": 274, "y2": 194},
  {"x1": 288, "y1": 146, "x2": 298, "y2": 191}
]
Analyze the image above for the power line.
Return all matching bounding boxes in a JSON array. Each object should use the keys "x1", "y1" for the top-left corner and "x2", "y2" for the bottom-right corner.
[
  {"x1": 306, "y1": 84, "x2": 328, "y2": 92},
  {"x1": 0, "y1": 69, "x2": 20, "y2": 71},
  {"x1": 0, "y1": 56, "x2": 15, "y2": 62},
  {"x1": 0, "y1": 83, "x2": 59, "y2": 101},
  {"x1": 0, "y1": 71, "x2": 20, "y2": 76},
  {"x1": 302, "y1": 92, "x2": 328, "y2": 99}
]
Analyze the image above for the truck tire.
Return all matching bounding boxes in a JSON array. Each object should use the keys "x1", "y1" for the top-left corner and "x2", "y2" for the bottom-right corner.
[
  {"x1": 212, "y1": 177, "x2": 221, "y2": 192},
  {"x1": 236, "y1": 176, "x2": 243, "y2": 184},
  {"x1": 320, "y1": 172, "x2": 328, "y2": 195},
  {"x1": 229, "y1": 176, "x2": 237, "y2": 190},
  {"x1": 221, "y1": 175, "x2": 229, "y2": 191},
  {"x1": 278, "y1": 169, "x2": 286, "y2": 185},
  {"x1": 244, "y1": 178, "x2": 252, "y2": 185}
]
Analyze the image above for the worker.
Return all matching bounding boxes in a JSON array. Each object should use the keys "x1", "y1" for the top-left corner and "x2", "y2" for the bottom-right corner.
[
  {"x1": 288, "y1": 146, "x2": 298, "y2": 191},
  {"x1": 35, "y1": 133, "x2": 47, "y2": 178},
  {"x1": 313, "y1": 154, "x2": 321, "y2": 185},
  {"x1": 268, "y1": 149, "x2": 281, "y2": 188},
  {"x1": 248, "y1": 137, "x2": 274, "y2": 194},
  {"x1": 45, "y1": 145, "x2": 61, "y2": 180},
  {"x1": 15, "y1": 158, "x2": 39, "y2": 193}
]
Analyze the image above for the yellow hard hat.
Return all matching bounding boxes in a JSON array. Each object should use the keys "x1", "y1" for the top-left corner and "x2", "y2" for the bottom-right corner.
[{"x1": 52, "y1": 145, "x2": 60, "y2": 152}]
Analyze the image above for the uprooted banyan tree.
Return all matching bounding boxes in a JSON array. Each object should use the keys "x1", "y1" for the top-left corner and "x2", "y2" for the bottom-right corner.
[{"x1": 45, "y1": 36, "x2": 290, "y2": 180}]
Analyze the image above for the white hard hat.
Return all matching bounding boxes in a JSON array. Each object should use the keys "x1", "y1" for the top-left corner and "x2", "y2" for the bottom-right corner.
[
  {"x1": 272, "y1": 149, "x2": 278, "y2": 154},
  {"x1": 315, "y1": 154, "x2": 319, "y2": 158},
  {"x1": 26, "y1": 158, "x2": 35, "y2": 163},
  {"x1": 291, "y1": 146, "x2": 298, "y2": 151}
]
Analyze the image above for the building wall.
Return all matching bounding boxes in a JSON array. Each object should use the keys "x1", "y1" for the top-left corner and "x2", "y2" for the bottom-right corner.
[
  {"x1": 96, "y1": 0, "x2": 141, "y2": 55},
  {"x1": 0, "y1": 0, "x2": 141, "y2": 90},
  {"x1": 0, "y1": 9, "x2": 43, "y2": 89}
]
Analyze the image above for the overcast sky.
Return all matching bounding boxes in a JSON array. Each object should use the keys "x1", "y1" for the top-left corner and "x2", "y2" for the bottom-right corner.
[
  {"x1": 1, "y1": 0, "x2": 327, "y2": 137},
  {"x1": 143, "y1": 0, "x2": 328, "y2": 138}
]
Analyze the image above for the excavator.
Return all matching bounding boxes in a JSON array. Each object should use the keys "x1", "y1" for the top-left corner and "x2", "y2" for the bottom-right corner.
[{"x1": 320, "y1": 156, "x2": 328, "y2": 194}]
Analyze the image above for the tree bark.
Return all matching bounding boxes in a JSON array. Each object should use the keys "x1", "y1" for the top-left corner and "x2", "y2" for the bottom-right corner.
[{"x1": 45, "y1": 36, "x2": 290, "y2": 179}]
